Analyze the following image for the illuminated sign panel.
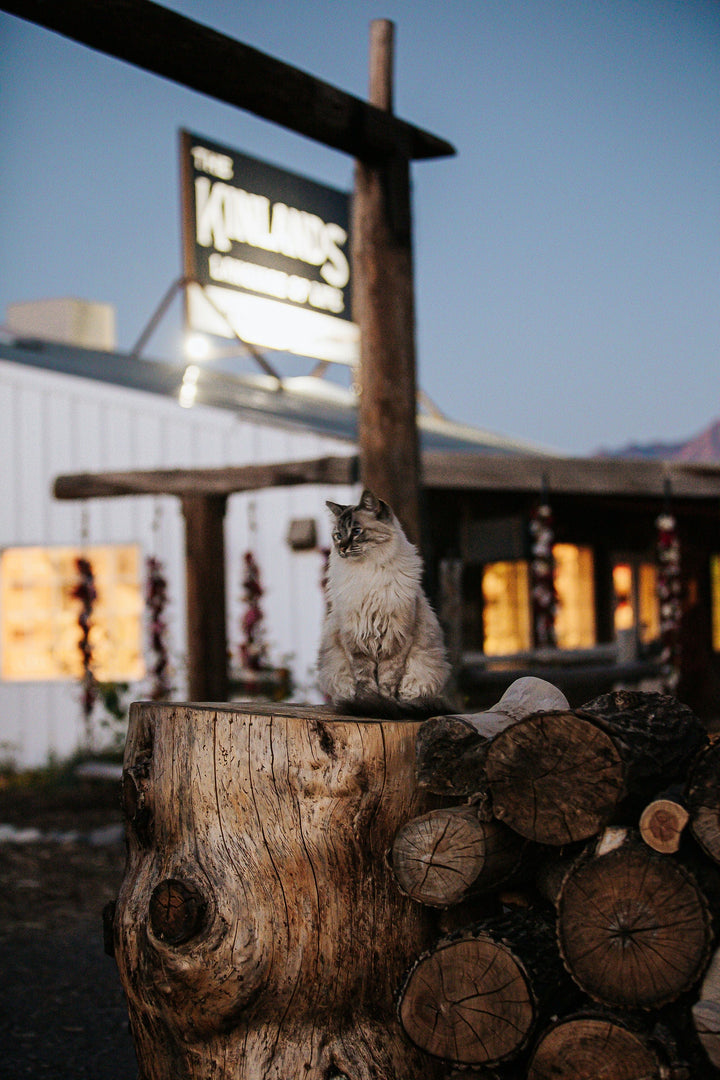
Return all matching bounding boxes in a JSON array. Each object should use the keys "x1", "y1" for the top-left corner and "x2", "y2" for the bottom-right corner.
[{"x1": 181, "y1": 130, "x2": 359, "y2": 364}]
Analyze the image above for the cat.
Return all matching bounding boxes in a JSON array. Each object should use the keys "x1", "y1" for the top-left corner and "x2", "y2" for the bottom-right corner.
[{"x1": 317, "y1": 489, "x2": 451, "y2": 717}]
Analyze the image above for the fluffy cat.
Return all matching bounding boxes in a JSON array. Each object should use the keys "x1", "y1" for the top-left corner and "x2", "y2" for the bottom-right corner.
[{"x1": 317, "y1": 489, "x2": 451, "y2": 717}]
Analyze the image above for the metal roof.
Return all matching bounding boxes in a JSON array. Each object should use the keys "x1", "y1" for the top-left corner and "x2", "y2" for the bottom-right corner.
[
  {"x1": 5, "y1": 336, "x2": 720, "y2": 503},
  {"x1": 0, "y1": 336, "x2": 549, "y2": 456}
]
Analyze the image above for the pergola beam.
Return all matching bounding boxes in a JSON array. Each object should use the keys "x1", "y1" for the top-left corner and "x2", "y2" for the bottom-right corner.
[{"x1": 53, "y1": 455, "x2": 358, "y2": 501}]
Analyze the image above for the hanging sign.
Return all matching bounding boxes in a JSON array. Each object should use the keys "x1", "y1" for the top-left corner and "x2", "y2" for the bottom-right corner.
[{"x1": 180, "y1": 130, "x2": 358, "y2": 364}]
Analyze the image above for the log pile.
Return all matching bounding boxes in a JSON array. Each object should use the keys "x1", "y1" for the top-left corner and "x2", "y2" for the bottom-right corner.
[{"x1": 392, "y1": 680, "x2": 720, "y2": 1078}]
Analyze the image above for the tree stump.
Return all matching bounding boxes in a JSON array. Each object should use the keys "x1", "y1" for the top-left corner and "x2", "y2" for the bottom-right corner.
[
  {"x1": 110, "y1": 702, "x2": 446, "y2": 1080},
  {"x1": 557, "y1": 831, "x2": 712, "y2": 1009}
]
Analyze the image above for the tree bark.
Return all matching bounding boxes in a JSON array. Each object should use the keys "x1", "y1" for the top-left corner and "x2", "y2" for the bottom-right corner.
[
  {"x1": 557, "y1": 831, "x2": 712, "y2": 1009},
  {"x1": 687, "y1": 737, "x2": 720, "y2": 865},
  {"x1": 580, "y1": 690, "x2": 708, "y2": 807},
  {"x1": 391, "y1": 803, "x2": 528, "y2": 907},
  {"x1": 397, "y1": 908, "x2": 573, "y2": 1067},
  {"x1": 111, "y1": 702, "x2": 445, "y2": 1080}
]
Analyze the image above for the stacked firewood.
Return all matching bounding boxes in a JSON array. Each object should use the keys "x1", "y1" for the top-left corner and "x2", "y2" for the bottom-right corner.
[{"x1": 391, "y1": 679, "x2": 720, "y2": 1079}]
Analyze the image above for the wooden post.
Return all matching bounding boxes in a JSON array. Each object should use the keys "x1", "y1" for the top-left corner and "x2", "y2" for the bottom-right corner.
[
  {"x1": 111, "y1": 701, "x2": 445, "y2": 1079},
  {"x1": 181, "y1": 494, "x2": 228, "y2": 700},
  {"x1": 353, "y1": 20, "x2": 421, "y2": 545}
]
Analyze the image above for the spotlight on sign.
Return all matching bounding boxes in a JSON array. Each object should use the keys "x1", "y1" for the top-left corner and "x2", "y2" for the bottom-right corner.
[{"x1": 184, "y1": 332, "x2": 212, "y2": 362}]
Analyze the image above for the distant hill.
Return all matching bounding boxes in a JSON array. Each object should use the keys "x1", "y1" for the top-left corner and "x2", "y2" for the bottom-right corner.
[{"x1": 597, "y1": 418, "x2": 720, "y2": 463}]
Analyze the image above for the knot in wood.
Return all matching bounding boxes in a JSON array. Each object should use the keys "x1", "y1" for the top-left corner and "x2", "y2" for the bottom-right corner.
[
  {"x1": 149, "y1": 878, "x2": 207, "y2": 946},
  {"x1": 122, "y1": 752, "x2": 153, "y2": 845}
]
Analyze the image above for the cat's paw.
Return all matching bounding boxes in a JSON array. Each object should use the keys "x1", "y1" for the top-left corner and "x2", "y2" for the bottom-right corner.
[
  {"x1": 330, "y1": 677, "x2": 357, "y2": 702},
  {"x1": 398, "y1": 673, "x2": 442, "y2": 700}
]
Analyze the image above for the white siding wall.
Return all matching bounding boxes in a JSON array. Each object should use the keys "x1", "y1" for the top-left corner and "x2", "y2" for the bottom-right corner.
[{"x1": 0, "y1": 359, "x2": 356, "y2": 768}]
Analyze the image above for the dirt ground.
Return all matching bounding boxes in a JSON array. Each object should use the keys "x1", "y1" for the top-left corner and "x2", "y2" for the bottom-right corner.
[{"x1": 0, "y1": 772, "x2": 139, "y2": 1078}]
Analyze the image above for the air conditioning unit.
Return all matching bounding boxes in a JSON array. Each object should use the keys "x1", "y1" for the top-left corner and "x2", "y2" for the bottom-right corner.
[{"x1": 7, "y1": 298, "x2": 117, "y2": 351}]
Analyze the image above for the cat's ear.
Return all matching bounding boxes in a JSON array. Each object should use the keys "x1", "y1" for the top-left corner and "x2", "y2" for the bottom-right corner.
[
  {"x1": 326, "y1": 500, "x2": 345, "y2": 518},
  {"x1": 360, "y1": 489, "x2": 391, "y2": 521}
]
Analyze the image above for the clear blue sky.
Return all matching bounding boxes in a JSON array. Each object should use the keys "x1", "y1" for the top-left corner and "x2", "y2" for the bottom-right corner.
[{"x1": 1, "y1": 0, "x2": 718, "y2": 456}]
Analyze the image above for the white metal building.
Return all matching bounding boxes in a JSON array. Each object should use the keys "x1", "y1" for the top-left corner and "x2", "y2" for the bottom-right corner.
[{"x1": 0, "y1": 325, "x2": 531, "y2": 769}]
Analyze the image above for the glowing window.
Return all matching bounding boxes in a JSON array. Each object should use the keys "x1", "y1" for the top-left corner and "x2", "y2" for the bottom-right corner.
[
  {"x1": 712, "y1": 556, "x2": 720, "y2": 653},
  {"x1": 613, "y1": 563, "x2": 635, "y2": 632},
  {"x1": 638, "y1": 563, "x2": 660, "y2": 644},
  {"x1": 554, "y1": 544, "x2": 596, "y2": 649},
  {"x1": 481, "y1": 560, "x2": 531, "y2": 656},
  {"x1": 1, "y1": 545, "x2": 145, "y2": 682}
]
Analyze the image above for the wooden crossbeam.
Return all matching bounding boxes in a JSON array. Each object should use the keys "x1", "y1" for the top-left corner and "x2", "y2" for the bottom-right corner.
[
  {"x1": 53, "y1": 454, "x2": 359, "y2": 500},
  {"x1": 2, "y1": 0, "x2": 455, "y2": 162}
]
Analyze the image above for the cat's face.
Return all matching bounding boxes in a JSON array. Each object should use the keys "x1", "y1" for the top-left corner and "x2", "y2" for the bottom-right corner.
[{"x1": 326, "y1": 489, "x2": 394, "y2": 559}]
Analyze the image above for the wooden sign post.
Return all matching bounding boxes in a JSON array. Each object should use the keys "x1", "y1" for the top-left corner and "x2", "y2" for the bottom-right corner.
[{"x1": 353, "y1": 21, "x2": 422, "y2": 544}]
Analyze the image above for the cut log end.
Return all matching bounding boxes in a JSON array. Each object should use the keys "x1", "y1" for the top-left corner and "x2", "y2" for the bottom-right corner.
[
  {"x1": 639, "y1": 796, "x2": 689, "y2": 853},
  {"x1": 558, "y1": 840, "x2": 712, "y2": 1008},
  {"x1": 398, "y1": 909, "x2": 566, "y2": 1067},
  {"x1": 398, "y1": 935, "x2": 535, "y2": 1065},
  {"x1": 391, "y1": 806, "x2": 527, "y2": 907},
  {"x1": 485, "y1": 710, "x2": 625, "y2": 845},
  {"x1": 527, "y1": 1015, "x2": 662, "y2": 1080}
]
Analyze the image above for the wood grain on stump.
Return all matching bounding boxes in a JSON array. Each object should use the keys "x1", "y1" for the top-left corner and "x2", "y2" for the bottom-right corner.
[
  {"x1": 391, "y1": 804, "x2": 527, "y2": 907},
  {"x1": 485, "y1": 710, "x2": 625, "y2": 845},
  {"x1": 557, "y1": 834, "x2": 712, "y2": 1008},
  {"x1": 112, "y1": 702, "x2": 445, "y2": 1080}
]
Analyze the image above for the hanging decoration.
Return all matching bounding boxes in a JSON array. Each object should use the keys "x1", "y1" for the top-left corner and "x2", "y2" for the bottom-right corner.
[
  {"x1": 72, "y1": 554, "x2": 98, "y2": 746},
  {"x1": 232, "y1": 549, "x2": 290, "y2": 699},
  {"x1": 146, "y1": 555, "x2": 172, "y2": 700},
  {"x1": 239, "y1": 550, "x2": 268, "y2": 672},
  {"x1": 656, "y1": 505, "x2": 682, "y2": 693},
  {"x1": 529, "y1": 493, "x2": 558, "y2": 649}
]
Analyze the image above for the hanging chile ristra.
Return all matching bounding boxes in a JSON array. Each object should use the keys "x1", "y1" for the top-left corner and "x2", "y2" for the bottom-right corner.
[
  {"x1": 656, "y1": 508, "x2": 681, "y2": 692},
  {"x1": 145, "y1": 555, "x2": 172, "y2": 700},
  {"x1": 240, "y1": 551, "x2": 267, "y2": 672},
  {"x1": 529, "y1": 498, "x2": 558, "y2": 648},
  {"x1": 72, "y1": 555, "x2": 98, "y2": 744}
]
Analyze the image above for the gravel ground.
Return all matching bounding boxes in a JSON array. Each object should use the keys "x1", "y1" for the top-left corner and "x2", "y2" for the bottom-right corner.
[{"x1": 0, "y1": 773, "x2": 138, "y2": 1079}]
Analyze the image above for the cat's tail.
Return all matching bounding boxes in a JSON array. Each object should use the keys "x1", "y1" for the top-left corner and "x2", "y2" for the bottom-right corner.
[{"x1": 334, "y1": 691, "x2": 452, "y2": 721}]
